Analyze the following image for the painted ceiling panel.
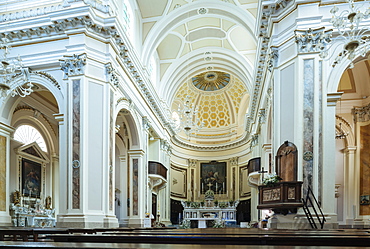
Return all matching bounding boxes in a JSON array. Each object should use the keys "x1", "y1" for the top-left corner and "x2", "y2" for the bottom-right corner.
[
  {"x1": 238, "y1": 0, "x2": 258, "y2": 4},
  {"x1": 247, "y1": 8, "x2": 258, "y2": 18},
  {"x1": 338, "y1": 71, "x2": 353, "y2": 92},
  {"x1": 168, "y1": 0, "x2": 189, "y2": 14},
  {"x1": 143, "y1": 22, "x2": 156, "y2": 43},
  {"x1": 173, "y1": 24, "x2": 187, "y2": 36},
  {"x1": 181, "y1": 43, "x2": 191, "y2": 57},
  {"x1": 137, "y1": 0, "x2": 167, "y2": 18},
  {"x1": 157, "y1": 34, "x2": 182, "y2": 60},
  {"x1": 192, "y1": 39, "x2": 222, "y2": 50},
  {"x1": 244, "y1": 54, "x2": 256, "y2": 65},
  {"x1": 230, "y1": 26, "x2": 256, "y2": 51},
  {"x1": 222, "y1": 19, "x2": 235, "y2": 32},
  {"x1": 186, "y1": 28, "x2": 226, "y2": 42},
  {"x1": 223, "y1": 39, "x2": 234, "y2": 50},
  {"x1": 160, "y1": 63, "x2": 171, "y2": 80},
  {"x1": 188, "y1": 17, "x2": 221, "y2": 31}
]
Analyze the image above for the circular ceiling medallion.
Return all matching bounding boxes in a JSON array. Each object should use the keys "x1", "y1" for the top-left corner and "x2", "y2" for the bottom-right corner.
[
  {"x1": 192, "y1": 71, "x2": 230, "y2": 91},
  {"x1": 198, "y1": 8, "x2": 208, "y2": 14}
]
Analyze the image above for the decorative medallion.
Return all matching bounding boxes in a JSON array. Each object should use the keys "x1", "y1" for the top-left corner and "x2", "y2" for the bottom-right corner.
[
  {"x1": 198, "y1": 8, "x2": 208, "y2": 14},
  {"x1": 72, "y1": 160, "x2": 80, "y2": 168},
  {"x1": 192, "y1": 71, "x2": 230, "y2": 91},
  {"x1": 303, "y1": 151, "x2": 313, "y2": 161}
]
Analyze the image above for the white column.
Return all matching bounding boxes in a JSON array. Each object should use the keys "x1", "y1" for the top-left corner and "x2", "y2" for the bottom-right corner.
[
  {"x1": 118, "y1": 155, "x2": 128, "y2": 226},
  {"x1": 0, "y1": 123, "x2": 14, "y2": 225},
  {"x1": 127, "y1": 150, "x2": 145, "y2": 227},
  {"x1": 344, "y1": 146, "x2": 356, "y2": 224},
  {"x1": 322, "y1": 93, "x2": 342, "y2": 216},
  {"x1": 51, "y1": 154, "x2": 60, "y2": 216}
]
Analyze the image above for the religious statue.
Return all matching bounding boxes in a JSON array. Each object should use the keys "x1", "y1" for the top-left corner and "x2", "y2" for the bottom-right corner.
[
  {"x1": 12, "y1": 190, "x2": 21, "y2": 205},
  {"x1": 45, "y1": 196, "x2": 52, "y2": 209}
]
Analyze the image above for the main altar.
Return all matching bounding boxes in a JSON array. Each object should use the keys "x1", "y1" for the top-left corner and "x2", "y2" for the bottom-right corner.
[{"x1": 181, "y1": 189, "x2": 239, "y2": 228}]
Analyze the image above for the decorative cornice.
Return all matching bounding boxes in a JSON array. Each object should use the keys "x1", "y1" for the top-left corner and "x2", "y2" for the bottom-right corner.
[
  {"x1": 295, "y1": 27, "x2": 332, "y2": 54},
  {"x1": 33, "y1": 71, "x2": 61, "y2": 90},
  {"x1": 0, "y1": 0, "x2": 109, "y2": 23},
  {"x1": 171, "y1": 132, "x2": 250, "y2": 151},
  {"x1": 59, "y1": 53, "x2": 86, "y2": 79},
  {"x1": 1, "y1": 16, "x2": 114, "y2": 42}
]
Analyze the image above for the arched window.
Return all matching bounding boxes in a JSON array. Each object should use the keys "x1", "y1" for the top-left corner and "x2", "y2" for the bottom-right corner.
[
  {"x1": 123, "y1": 0, "x2": 133, "y2": 38},
  {"x1": 14, "y1": 125, "x2": 47, "y2": 152},
  {"x1": 149, "y1": 55, "x2": 158, "y2": 84}
]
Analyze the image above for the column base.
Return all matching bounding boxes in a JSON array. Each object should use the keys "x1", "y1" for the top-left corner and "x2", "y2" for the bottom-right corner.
[
  {"x1": 118, "y1": 218, "x2": 129, "y2": 227},
  {"x1": 0, "y1": 212, "x2": 12, "y2": 226},
  {"x1": 269, "y1": 212, "x2": 338, "y2": 229},
  {"x1": 57, "y1": 214, "x2": 118, "y2": 228},
  {"x1": 128, "y1": 217, "x2": 144, "y2": 227}
]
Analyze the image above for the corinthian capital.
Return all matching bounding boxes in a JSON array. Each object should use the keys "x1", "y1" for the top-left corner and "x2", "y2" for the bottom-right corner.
[
  {"x1": 60, "y1": 53, "x2": 87, "y2": 79},
  {"x1": 295, "y1": 27, "x2": 332, "y2": 54}
]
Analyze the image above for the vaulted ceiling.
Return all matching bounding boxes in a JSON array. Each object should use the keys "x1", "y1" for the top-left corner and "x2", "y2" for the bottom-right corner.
[{"x1": 138, "y1": 0, "x2": 258, "y2": 144}]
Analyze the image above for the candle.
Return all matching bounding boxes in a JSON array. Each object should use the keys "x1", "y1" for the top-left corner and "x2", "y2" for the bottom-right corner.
[{"x1": 223, "y1": 182, "x2": 225, "y2": 193}]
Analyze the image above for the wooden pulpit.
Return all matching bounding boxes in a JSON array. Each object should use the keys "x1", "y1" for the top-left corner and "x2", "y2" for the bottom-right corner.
[{"x1": 257, "y1": 141, "x2": 303, "y2": 214}]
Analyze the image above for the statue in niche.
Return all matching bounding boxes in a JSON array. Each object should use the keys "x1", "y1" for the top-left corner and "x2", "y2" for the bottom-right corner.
[{"x1": 276, "y1": 141, "x2": 298, "y2": 182}]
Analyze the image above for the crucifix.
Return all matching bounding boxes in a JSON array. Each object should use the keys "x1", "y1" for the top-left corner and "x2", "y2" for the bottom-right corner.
[{"x1": 258, "y1": 167, "x2": 268, "y2": 181}]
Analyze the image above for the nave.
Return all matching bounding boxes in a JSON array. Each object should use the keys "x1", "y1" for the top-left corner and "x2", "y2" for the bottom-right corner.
[{"x1": 0, "y1": 227, "x2": 370, "y2": 248}]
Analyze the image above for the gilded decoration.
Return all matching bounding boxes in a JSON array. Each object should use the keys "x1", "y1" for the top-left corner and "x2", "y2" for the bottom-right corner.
[{"x1": 192, "y1": 71, "x2": 230, "y2": 92}]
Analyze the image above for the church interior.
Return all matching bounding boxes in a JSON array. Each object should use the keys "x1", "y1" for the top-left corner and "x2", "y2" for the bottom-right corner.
[{"x1": 1, "y1": 0, "x2": 370, "y2": 247}]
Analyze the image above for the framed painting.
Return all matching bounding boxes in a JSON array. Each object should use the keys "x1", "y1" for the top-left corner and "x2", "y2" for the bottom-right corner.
[
  {"x1": 200, "y1": 161, "x2": 226, "y2": 194},
  {"x1": 22, "y1": 158, "x2": 41, "y2": 197}
]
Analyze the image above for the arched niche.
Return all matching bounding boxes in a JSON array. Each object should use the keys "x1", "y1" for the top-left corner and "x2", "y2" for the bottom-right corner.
[{"x1": 15, "y1": 142, "x2": 50, "y2": 205}]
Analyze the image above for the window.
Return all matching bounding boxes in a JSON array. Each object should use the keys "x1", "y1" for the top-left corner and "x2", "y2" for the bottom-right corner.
[{"x1": 14, "y1": 125, "x2": 47, "y2": 152}]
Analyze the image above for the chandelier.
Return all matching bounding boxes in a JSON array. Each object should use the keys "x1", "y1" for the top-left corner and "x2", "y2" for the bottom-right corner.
[
  {"x1": 335, "y1": 123, "x2": 348, "y2": 139},
  {"x1": 0, "y1": 38, "x2": 33, "y2": 98},
  {"x1": 176, "y1": 95, "x2": 204, "y2": 136},
  {"x1": 321, "y1": 0, "x2": 370, "y2": 68}
]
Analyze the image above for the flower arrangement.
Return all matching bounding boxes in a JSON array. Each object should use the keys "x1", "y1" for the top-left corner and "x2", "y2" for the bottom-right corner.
[{"x1": 262, "y1": 173, "x2": 282, "y2": 187}]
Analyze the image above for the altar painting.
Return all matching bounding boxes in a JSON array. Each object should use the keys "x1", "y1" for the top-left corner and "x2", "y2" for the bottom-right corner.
[
  {"x1": 201, "y1": 162, "x2": 226, "y2": 194},
  {"x1": 22, "y1": 159, "x2": 41, "y2": 197}
]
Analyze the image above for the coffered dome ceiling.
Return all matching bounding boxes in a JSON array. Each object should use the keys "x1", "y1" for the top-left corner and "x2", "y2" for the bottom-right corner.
[
  {"x1": 138, "y1": 0, "x2": 258, "y2": 145},
  {"x1": 171, "y1": 71, "x2": 249, "y2": 144}
]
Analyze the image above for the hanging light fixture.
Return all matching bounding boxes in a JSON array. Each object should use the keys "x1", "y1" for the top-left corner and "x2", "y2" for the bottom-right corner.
[
  {"x1": 335, "y1": 122, "x2": 348, "y2": 139},
  {"x1": 320, "y1": 0, "x2": 370, "y2": 68},
  {"x1": 0, "y1": 38, "x2": 33, "y2": 98},
  {"x1": 177, "y1": 95, "x2": 204, "y2": 137}
]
